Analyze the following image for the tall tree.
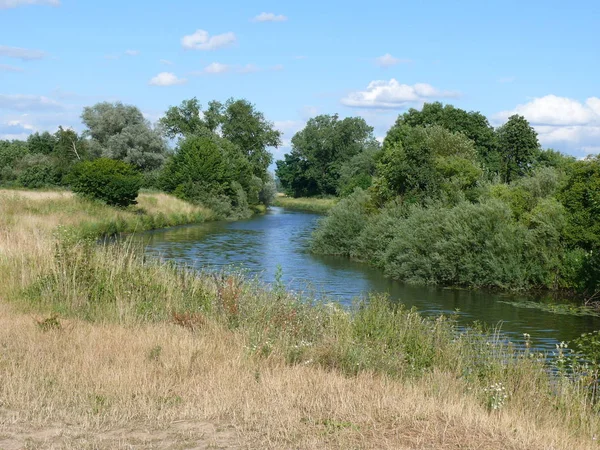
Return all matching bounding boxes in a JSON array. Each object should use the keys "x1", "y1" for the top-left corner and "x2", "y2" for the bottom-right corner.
[
  {"x1": 81, "y1": 102, "x2": 167, "y2": 171},
  {"x1": 394, "y1": 102, "x2": 498, "y2": 172},
  {"x1": 496, "y1": 114, "x2": 540, "y2": 183},
  {"x1": 209, "y1": 99, "x2": 281, "y2": 180},
  {"x1": 276, "y1": 114, "x2": 378, "y2": 197},
  {"x1": 160, "y1": 98, "x2": 281, "y2": 181}
]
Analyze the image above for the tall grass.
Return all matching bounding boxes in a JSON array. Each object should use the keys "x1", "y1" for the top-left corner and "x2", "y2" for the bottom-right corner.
[
  {"x1": 1, "y1": 189, "x2": 599, "y2": 448},
  {"x1": 272, "y1": 195, "x2": 338, "y2": 214}
]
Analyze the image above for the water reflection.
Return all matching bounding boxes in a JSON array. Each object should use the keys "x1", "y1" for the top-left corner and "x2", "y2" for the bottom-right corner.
[{"x1": 136, "y1": 207, "x2": 600, "y2": 350}]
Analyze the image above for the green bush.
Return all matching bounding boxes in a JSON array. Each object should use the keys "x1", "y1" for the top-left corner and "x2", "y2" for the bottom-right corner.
[
  {"x1": 18, "y1": 164, "x2": 58, "y2": 188},
  {"x1": 68, "y1": 158, "x2": 142, "y2": 207}
]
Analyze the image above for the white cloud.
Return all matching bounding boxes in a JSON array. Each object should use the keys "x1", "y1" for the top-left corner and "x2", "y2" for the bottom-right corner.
[
  {"x1": 0, "y1": 94, "x2": 63, "y2": 111},
  {"x1": 271, "y1": 64, "x2": 284, "y2": 71},
  {"x1": 181, "y1": 29, "x2": 236, "y2": 51},
  {"x1": 0, "y1": 45, "x2": 45, "y2": 60},
  {"x1": 0, "y1": 64, "x2": 23, "y2": 72},
  {"x1": 341, "y1": 79, "x2": 459, "y2": 109},
  {"x1": 0, "y1": 0, "x2": 59, "y2": 9},
  {"x1": 253, "y1": 12, "x2": 287, "y2": 22},
  {"x1": 148, "y1": 72, "x2": 187, "y2": 86},
  {"x1": 496, "y1": 95, "x2": 600, "y2": 155},
  {"x1": 160, "y1": 59, "x2": 173, "y2": 65},
  {"x1": 125, "y1": 49, "x2": 140, "y2": 56},
  {"x1": 375, "y1": 53, "x2": 411, "y2": 68},
  {"x1": 203, "y1": 62, "x2": 230, "y2": 74}
]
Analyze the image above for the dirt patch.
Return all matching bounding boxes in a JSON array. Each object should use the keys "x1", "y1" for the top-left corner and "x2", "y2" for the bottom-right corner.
[{"x1": 0, "y1": 420, "x2": 240, "y2": 449}]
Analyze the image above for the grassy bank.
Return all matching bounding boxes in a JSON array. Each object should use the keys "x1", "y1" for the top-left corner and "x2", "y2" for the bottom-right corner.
[
  {"x1": 272, "y1": 195, "x2": 338, "y2": 214},
  {"x1": 1, "y1": 190, "x2": 599, "y2": 449}
]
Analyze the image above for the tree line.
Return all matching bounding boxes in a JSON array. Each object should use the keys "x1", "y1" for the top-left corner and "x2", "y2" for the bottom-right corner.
[
  {"x1": 275, "y1": 102, "x2": 599, "y2": 300},
  {"x1": 0, "y1": 98, "x2": 280, "y2": 217}
]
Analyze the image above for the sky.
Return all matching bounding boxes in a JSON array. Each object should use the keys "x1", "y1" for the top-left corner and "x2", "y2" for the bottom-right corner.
[{"x1": 1, "y1": 0, "x2": 599, "y2": 161}]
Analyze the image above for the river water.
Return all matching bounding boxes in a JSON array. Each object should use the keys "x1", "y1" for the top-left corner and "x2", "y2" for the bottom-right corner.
[{"x1": 137, "y1": 206, "x2": 600, "y2": 350}]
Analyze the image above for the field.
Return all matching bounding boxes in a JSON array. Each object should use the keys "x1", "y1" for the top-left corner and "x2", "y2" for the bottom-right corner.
[{"x1": 0, "y1": 190, "x2": 598, "y2": 449}]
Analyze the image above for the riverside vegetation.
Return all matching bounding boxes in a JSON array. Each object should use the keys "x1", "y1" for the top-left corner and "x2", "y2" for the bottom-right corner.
[
  {"x1": 2, "y1": 98, "x2": 600, "y2": 447},
  {"x1": 276, "y1": 103, "x2": 600, "y2": 303},
  {"x1": 2, "y1": 190, "x2": 600, "y2": 449}
]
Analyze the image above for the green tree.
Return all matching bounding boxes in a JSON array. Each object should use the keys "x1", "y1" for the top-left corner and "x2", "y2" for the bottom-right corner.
[
  {"x1": 208, "y1": 99, "x2": 281, "y2": 180},
  {"x1": 276, "y1": 114, "x2": 379, "y2": 197},
  {"x1": 159, "y1": 97, "x2": 207, "y2": 139},
  {"x1": 374, "y1": 125, "x2": 482, "y2": 204},
  {"x1": 68, "y1": 158, "x2": 142, "y2": 207},
  {"x1": 160, "y1": 134, "x2": 253, "y2": 213},
  {"x1": 393, "y1": 102, "x2": 498, "y2": 172},
  {"x1": 496, "y1": 114, "x2": 540, "y2": 183},
  {"x1": 27, "y1": 132, "x2": 56, "y2": 155},
  {"x1": 81, "y1": 102, "x2": 167, "y2": 171},
  {"x1": 558, "y1": 155, "x2": 600, "y2": 250}
]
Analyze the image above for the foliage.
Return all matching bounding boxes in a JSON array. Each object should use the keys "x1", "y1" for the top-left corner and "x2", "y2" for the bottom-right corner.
[
  {"x1": 311, "y1": 189, "x2": 372, "y2": 256},
  {"x1": 373, "y1": 125, "x2": 482, "y2": 205},
  {"x1": 276, "y1": 114, "x2": 379, "y2": 197},
  {"x1": 160, "y1": 134, "x2": 255, "y2": 217},
  {"x1": 558, "y1": 155, "x2": 600, "y2": 251},
  {"x1": 68, "y1": 158, "x2": 142, "y2": 207},
  {"x1": 496, "y1": 114, "x2": 540, "y2": 182},
  {"x1": 393, "y1": 102, "x2": 498, "y2": 172},
  {"x1": 160, "y1": 97, "x2": 281, "y2": 181},
  {"x1": 81, "y1": 102, "x2": 167, "y2": 171}
]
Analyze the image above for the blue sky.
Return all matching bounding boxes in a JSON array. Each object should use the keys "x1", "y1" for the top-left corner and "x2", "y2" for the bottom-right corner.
[{"x1": 1, "y1": 0, "x2": 599, "y2": 160}]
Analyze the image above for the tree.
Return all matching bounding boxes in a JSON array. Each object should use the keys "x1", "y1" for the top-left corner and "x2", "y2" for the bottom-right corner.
[
  {"x1": 68, "y1": 158, "x2": 142, "y2": 207},
  {"x1": 160, "y1": 134, "x2": 253, "y2": 208},
  {"x1": 81, "y1": 102, "x2": 167, "y2": 171},
  {"x1": 27, "y1": 132, "x2": 56, "y2": 155},
  {"x1": 393, "y1": 102, "x2": 498, "y2": 172},
  {"x1": 208, "y1": 99, "x2": 281, "y2": 180},
  {"x1": 276, "y1": 114, "x2": 379, "y2": 197},
  {"x1": 374, "y1": 125, "x2": 482, "y2": 204},
  {"x1": 496, "y1": 114, "x2": 540, "y2": 183},
  {"x1": 160, "y1": 98, "x2": 281, "y2": 181},
  {"x1": 159, "y1": 98, "x2": 207, "y2": 139},
  {"x1": 558, "y1": 155, "x2": 600, "y2": 250}
]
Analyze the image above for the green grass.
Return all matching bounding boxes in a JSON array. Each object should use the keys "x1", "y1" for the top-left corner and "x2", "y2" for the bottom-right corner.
[{"x1": 272, "y1": 195, "x2": 338, "y2": 214}]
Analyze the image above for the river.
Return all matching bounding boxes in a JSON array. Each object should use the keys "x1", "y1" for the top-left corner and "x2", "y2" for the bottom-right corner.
[{"x1": 137, "y1": 206, "x2": 600, "y2": 351}]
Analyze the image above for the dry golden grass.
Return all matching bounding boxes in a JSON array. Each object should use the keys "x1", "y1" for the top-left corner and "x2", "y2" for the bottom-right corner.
[
  {"x1": 1, "y1": 301, "x2": 596, "y2": 450},
  {"x1": 272, "y1": 196, "x2": 338, "y2": 214},
  {"x1": 0, "y1": 189, "x2": 598, "y2": 449}
]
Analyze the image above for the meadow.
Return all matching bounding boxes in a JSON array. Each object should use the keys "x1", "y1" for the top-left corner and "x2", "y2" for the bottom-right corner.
[{"x1": 0, "y1": 189, "x2": 599, "y2": 449}]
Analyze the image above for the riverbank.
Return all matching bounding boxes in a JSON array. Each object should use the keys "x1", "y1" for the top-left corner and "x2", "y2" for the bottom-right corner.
[
  {"x1": 272, "y1": 195, "x2": 337, "y2": 213},
  {"x1": 1, "y1": 190, "x2": 599, "y2": 449}
]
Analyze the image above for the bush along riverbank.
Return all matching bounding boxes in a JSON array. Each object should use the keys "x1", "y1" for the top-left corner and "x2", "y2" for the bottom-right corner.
[{"x1": 1, "y1": 189, "x2": 600, "y2": 449}]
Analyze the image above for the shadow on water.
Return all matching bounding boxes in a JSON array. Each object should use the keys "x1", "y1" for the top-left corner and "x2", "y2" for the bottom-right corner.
[{"x1": 135, "y1": 206, "x2": 600, "y2": 351}]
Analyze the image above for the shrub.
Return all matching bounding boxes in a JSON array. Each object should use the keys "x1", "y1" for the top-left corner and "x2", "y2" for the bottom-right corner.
[
  {"x1": 68, "y1": 158, "x2": 142, "y2": 207},
  {"x1": 18, "y1": 164, "x2": 58, "y2": 188}
]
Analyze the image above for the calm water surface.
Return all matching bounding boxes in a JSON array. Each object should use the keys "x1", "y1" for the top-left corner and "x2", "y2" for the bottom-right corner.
[{"x1": 138, "y1": 207, "x2": 600, "y2": 350}]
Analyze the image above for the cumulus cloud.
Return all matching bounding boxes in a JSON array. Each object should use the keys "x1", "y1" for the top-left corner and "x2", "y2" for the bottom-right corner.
[
  {"x1": 0, "y1": 0, "x2": 59, "y2": 9},
  {"x1": 181, "y1": 29, "x2": 236, "y2": 50},
  {"x1": 0, "y1": 64, "x2": 23, "y2": 72},
  {"x1": 374, "y1": 53, "x2": 411, "y2": 68},
  {"x1": 253, "y1": 12, "x2": 287, "y2": 22},
  {"x1": 124, "y1": 49, "x2": 140, "y2": 56},
  {"x1": 148, "y1": 72, "x2": 187, "y2": 86},
  {"x1": 341, "y1": 79, "x2": 459, "y2": 109},
  {"x1": 0, "y1": 45, "x2": 45, "y2": 60},
  {"x1": 496, "y1": 95, "x2": 600, "y2": 155},
  {"x1": 0, "y1": 94, "x2": 63, "y2": 111}
]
